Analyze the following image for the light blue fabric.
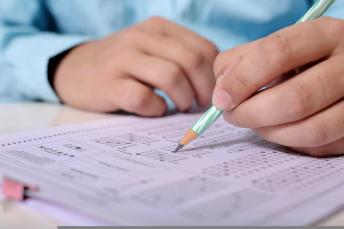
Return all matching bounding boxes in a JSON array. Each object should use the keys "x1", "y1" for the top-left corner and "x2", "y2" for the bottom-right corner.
[{"x1": 0, "y1": 0, "x2": 343, "y2": 103}]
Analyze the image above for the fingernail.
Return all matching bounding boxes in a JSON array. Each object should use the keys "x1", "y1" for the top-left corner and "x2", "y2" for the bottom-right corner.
[{"x1": 212, "y1": 88, "x2": 234, "y2": 110}]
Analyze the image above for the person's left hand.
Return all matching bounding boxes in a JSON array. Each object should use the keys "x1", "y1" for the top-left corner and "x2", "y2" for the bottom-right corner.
[{"x1": 212, "y1": 17, "x2": 344, "y2": 157}]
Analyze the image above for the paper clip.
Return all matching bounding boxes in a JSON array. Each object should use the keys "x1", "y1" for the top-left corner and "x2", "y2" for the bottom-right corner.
[{"x1": 2, "y1": 176, "x2": 39, "y2": 201}]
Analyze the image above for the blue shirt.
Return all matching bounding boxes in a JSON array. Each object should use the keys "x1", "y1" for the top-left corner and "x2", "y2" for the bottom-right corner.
[{"x1": 0, "y1": 0, "x2": 343, "y2": 103}]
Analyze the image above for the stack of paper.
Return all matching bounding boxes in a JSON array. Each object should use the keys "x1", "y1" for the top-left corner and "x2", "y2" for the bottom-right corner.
[{"x1": 0, "y1": 114, "x2": 343, "y2": 225}]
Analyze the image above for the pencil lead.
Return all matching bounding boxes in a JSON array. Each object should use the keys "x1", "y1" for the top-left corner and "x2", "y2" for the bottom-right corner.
[{"x1": 173, "y1": 144, "x2": 184, "y2": 153}]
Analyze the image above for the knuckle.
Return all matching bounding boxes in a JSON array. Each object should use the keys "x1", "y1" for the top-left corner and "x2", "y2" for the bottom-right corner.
[
  {"x1": 317, "y1": 16, "x2": 335, "y2": 27},
  {"x1": 213, "y1": 52, "x2": 228, "y2": 76},
  {"x1": 129, "y1": 89, "x2": 152, "y2": 112},
  {"x1": 319, "y1": 17, "x2": 341, "y2": 32},
  {"x1": 318, "y1": 17, "x2": 344, "y2": 41},
  {"x1": 204, "y1": 42, "x2": 219, "y2": 60},
  {"x1": 120, "y1": 29, "x2": 144, "y2": 43},
  {"x1": 261, "y1": 33, "x2": 292, "y2": 70},
  {"x1": 163, "y1": 65, "x2": 184, "y2": 89},
  {"x1": 213, "y1": 51, "x2": 244, "y2": 78},
  {"x1": 306, "y1": 122, "x2": 329, "y2": 147},
  {"x1": 231, "y1": 70, "x2": 250, "y2": 91},
  {"x1": 332, "y1": 19, "x2": 344, "y2": 44},
  {"x1": 185, "y1": 51, "x2": 206, "y2": 69},
  {"x1": 284, "y1": 83, "x2": 310, "y2": 120},
  {"x1": 318, "y1": 16, "x2": 335, "y2": 23}
]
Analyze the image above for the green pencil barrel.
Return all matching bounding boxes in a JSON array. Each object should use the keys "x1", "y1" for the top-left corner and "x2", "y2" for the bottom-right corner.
[
  {"x1": 297, "y1": 0, "x2": 335, "y2": 23},
  {"x1": 191, "y1": 106, "x2": 223, "y2": 135}
]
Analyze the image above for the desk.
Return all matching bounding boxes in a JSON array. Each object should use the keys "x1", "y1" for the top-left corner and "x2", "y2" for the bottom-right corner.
[{"x1": 0, "y1": 102, "x2": 344, "y2": 227}]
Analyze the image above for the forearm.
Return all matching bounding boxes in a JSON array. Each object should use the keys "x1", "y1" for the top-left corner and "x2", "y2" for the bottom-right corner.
[
  {"x1": 0, "y1": 0, "x2": 91, "y2": 102},
  {"x1": 0, "y1": 31, "x2": 90, "y2": 102}
]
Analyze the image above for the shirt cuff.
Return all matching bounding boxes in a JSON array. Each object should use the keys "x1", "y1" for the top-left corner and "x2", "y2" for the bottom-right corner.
[{"x1": 4, "y1": 33, "x2": 92, "y2": 103}]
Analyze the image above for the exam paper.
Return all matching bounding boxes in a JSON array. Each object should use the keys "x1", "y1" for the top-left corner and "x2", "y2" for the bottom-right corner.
[{"x1": 0, "y1": 113, "x2": 343, "y2": 226}]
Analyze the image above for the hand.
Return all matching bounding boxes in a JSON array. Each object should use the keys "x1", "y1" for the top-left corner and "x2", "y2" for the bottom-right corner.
[
  {"x1": 54, "y1": 17, "x2": 218, "y2": 116},
  {"x1": 212, "y1": 17, "x2": 344, "y2": 157}
]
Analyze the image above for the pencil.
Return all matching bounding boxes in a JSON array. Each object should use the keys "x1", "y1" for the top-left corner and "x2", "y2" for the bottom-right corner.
[
  {"x1": 173, "y1": 0, "x2": 336, "y2": 153},
  {"x1": 173, "y1": 106, "x2": 223, "y2": 152}
]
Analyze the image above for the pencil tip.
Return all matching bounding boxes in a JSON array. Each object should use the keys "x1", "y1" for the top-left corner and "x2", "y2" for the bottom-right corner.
[{"x1": 173, "y1": 144, "x2": 184, "y2": 153}]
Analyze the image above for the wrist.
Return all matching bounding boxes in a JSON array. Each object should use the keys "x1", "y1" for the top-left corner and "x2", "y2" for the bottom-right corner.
[{"x1": 47, "y1": 48, "x2": 75, "y2": 101}]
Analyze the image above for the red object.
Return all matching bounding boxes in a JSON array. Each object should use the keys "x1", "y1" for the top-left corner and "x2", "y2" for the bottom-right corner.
[{"x1": 2, "y1": 177, "x2": 38, "y2": 201}]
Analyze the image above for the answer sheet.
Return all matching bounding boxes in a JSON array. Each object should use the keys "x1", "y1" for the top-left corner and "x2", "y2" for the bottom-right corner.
[{"x1": 0, "y1": 113, "x2": 344, "y2": 226}]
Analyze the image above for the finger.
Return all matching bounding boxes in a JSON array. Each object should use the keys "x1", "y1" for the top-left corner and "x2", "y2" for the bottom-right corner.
[
  {"x1": 254, "y1": 100, "x2": 344, "y2": 148},
  {"x1": 106, "y1": 77, "x2": 167, "y2": 117},
  {"x1": 213, "y1": 41, "x2": 259, "y2": 78},
  {"x1": 133, "y1": 31, "x2": 215, "y2": 107},
  {"x1": 292, "y1": 137, "x2": 344, "y2": 157},
  {"x1": 213, "y1": 17, "x2": 342, "y2": 110},
  {"x1": 120, "y1": 53, "x2": 195, "y2": 111},
  {"x1": 226, "y1": 54, "x2": 344, "y2": 128},
  {"x1": 138, "y1": 17, "x2": 219, "y2": 65}
]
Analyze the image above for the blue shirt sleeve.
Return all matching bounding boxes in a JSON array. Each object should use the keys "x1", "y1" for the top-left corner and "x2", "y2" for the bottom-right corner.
[
  {"x1": 325, "y1": 0, "x2": 344, "y2": 19},
  {"x1": 0, "y1": 0, "x2": 90, "y2": 102}
]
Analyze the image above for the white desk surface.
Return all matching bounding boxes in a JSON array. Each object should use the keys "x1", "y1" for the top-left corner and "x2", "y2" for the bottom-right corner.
[{"x1": 0, "y1": 102, "x2": 343, "y2": 228}]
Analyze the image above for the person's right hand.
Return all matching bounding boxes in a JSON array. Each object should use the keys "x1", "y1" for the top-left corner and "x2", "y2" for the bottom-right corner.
[{"x1": 53, "y1": 17, "x2": 218, "y2": 116}]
